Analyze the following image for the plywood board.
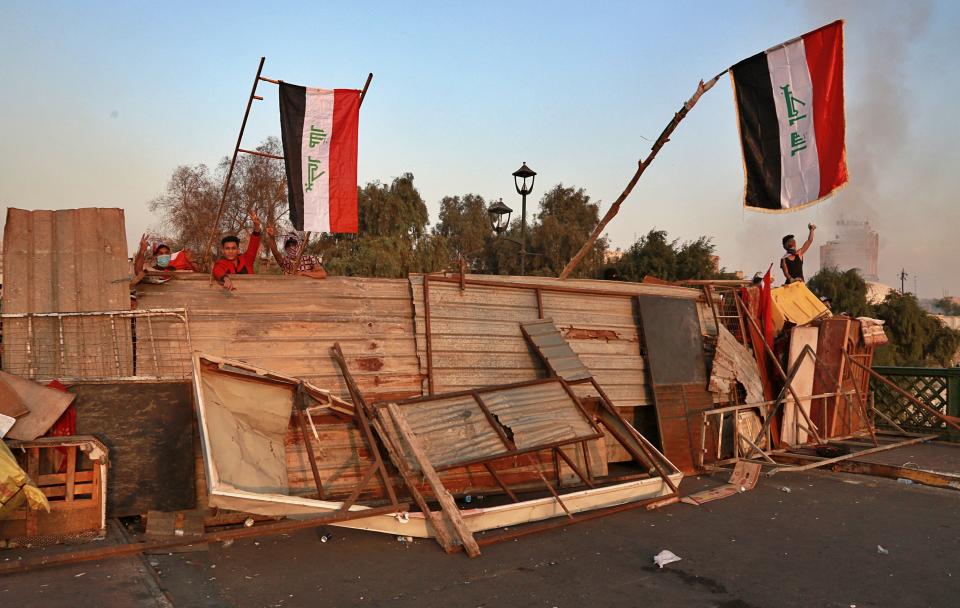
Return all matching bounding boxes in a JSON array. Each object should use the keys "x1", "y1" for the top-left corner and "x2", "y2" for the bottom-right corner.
[
  {"x1": 70, "y1": 382, "x2": 195, "y2": 516},
  {"x1": 783, "y1": 326, "x2": 819, "y2": 445},
  {"x1": 648, "y1": 383, "x2": 716, "y2": 474},
  {"x1": 636, "y1": 296, "x2": 707, "y2": 385},
  {"x1": 637, "y1": 295, "x2": 711, "y2": 473}
]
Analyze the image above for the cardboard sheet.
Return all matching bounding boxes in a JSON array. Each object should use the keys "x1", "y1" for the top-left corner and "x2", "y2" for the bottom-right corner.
[
  {"x1": 0, "y1": 371, "x2": 75, "y2": 440},
  {"x1": 0, "y1": 379, "x2": 29, "y2": 418},
  {"x1": 681, "y1": 461, "x2": 762, "y2": 506}
]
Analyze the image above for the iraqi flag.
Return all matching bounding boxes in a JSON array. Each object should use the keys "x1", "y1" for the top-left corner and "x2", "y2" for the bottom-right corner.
[
  {"x1": 731, "y1": 20, "x2": 846, "y2": 212},
  {"x1": 279, "y1": 84, "x2": 361, "y2": 232}
]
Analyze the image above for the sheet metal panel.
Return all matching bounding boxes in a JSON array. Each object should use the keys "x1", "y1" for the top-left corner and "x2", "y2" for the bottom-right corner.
[
  {"x1": 137, "y1": 274, "x2": 422, "y2": 403},
  {"x1": 521, "y1": 318, "x2": 593, "y2": 381},
  {"x1": 385, "y1": 379, "x2": 598, "y2": 471},
  {"x1": 1, "y1": 208, "x2": 132, "y2": 377},
  {"x1": 410, "y1": 275, "x2": 703, "y2": 409}
]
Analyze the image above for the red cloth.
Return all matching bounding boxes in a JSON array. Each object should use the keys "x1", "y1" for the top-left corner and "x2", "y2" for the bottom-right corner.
[
  {"x1": 212, "y1": 232, "x2": 261, "y2": 282},
  {"x1": 44, "y1": 380, "x2": 76, "y2": 473},
  {"x1": 168, "y1": 250, "x2": 194, "y2": 271},
  {"x1": 758, "y1": 268, "x2": 774, "y2": 348}
]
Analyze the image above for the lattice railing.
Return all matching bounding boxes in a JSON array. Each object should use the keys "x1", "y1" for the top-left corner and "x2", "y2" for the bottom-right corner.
[
  {"x1": 0, "y1": 308, "x2": 192, "y2": 382},
  {"x1": 872, "y1": 366, "x2": 960, "y2": 437}
]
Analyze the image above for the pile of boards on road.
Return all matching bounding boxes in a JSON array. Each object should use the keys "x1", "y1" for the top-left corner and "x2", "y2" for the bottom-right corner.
[{"x1": 4, "y1": 206, "x2": 958, "y2": 561}]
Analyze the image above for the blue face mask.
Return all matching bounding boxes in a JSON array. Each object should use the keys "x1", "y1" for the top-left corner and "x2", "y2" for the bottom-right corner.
[{"x1": 156, "y1": 254, "x2": 172, "y2": 267}]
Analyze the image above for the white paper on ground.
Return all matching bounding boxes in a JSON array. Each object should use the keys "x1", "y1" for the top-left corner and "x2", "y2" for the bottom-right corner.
[{"x1": 653, "y1": 549, "x2": 682, "y2": 568}]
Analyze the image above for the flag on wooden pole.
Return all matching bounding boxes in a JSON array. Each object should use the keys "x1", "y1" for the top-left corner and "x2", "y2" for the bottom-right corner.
[
  {"x1": 731, "y1": 20, "x2": 846, "y2": 213},
  {"x1": 279, "y1": 84, "x2": 361, "y2": 232}
]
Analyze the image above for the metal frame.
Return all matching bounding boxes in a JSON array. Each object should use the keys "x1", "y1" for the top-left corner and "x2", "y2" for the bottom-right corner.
[
  {"x1": 419, "y1": 272, "x2": 699, "y2": 395},
  {"x1": 377, "y1": 376, "x2": 605, "y2": 474},
  {"x1": 1, "y1": 308, "x2": 192, "y2": 382}
]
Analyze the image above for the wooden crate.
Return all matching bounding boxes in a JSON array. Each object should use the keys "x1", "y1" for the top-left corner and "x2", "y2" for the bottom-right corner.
[{"x1": 0, "y1": 436, "x2": 108, "y2": 546}]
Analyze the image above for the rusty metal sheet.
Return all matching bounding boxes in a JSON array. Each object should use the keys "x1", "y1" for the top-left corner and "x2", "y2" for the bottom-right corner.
[
  {"x1": 521, "y1": 318, "x2": 593, "y2": 382},
  {"x1": 410, "y1": 275, "x2": 702, "y2": 409},
  {"x1": 381, "y1": 379, "x2": 599, "y2": 472},
  {"x1": 1, "y1": 208, "x2": 132, "y2": 378}
]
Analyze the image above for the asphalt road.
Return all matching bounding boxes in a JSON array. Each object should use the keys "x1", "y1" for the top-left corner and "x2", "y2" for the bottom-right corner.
[{"x1": 3, "y1": 470, "x2": 959, "y2": 608}]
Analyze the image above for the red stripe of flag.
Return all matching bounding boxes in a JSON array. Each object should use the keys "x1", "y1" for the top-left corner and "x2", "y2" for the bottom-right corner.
[
  {"x1": 329, "y1": 89, "x2": 361, "y2": 233},
  {"x1": 803, "y1": 20, "x2": 847, "y2": 197}
]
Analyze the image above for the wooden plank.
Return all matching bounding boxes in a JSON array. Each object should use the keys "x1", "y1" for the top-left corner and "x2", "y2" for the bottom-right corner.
[
  {"x1": 649, "y1": 383, "x2": 715, "y2": 474},
  {"x1": 368, "y1": 416, "x2": 458, "y2": 553},
  {"x1": 65, "y1": 446, "x2": 77, "y2": 501},
  {"x1": 386, "y1": 403, "x2": 481, "y2": 557},
  {"x1": 810, "y1": 317, "x2": 851, "y2": 437}
]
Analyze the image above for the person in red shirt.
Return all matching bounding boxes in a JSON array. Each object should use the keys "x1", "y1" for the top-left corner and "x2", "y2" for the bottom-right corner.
[{"x1": 213, "y1": 210, "x2": 270, "y2": 291}]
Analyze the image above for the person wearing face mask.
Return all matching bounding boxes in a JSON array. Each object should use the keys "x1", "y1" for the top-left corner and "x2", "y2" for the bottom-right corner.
[
  {"x1": 151, "y1": 243, "x2": 176, "y2": 271},
  {"x1": 267, "y1": 231, "x2": 327, "y2": 279},
  {"x1": 780, "y1": 223, "x2": 816, "y2": 284}
]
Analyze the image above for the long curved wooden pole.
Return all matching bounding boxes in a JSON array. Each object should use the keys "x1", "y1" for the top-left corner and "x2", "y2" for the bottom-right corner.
[{"x1": 559, "y1": 72, "x2": 725, "y2": 279}]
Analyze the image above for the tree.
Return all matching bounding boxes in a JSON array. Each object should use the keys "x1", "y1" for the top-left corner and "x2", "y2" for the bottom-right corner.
[
  {"x1": 807, "y1": 268, "x2": 873, "y2": 317},
  {"x1": 316, "y1": 173, "x2": 442, "y2": 278},
  {"x1": 874, "y1": 292, "x2": 960, "y2": 366},
  {"x1": 933, "y1": 297, "x2": 960, "y2": 316},
  {"x1": 528, "y1": 185, "x2": 608, "y2": 278},
  {"x1": 433, "y1": 194, "x2": 493, "y2": 270},
  {"x1": 615, "y1": 229, "x2": 734, "y2": 282},
  {"x1": 149, "y1": 137, "x2": 290, "y2": 269}
]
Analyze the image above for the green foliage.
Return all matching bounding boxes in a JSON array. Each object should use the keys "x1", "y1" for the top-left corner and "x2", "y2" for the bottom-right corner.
[
  {"x1": 357, "y1": 172, "x2": 429, "y2": 239},
  {"x1": 316, "y1": 173, "x2": 437, "y2": 278},
  {"x1": 433, "y1": 194, "x2": 493, "y2": 270},
  {"x1": 806, "y1": 268, "x2": 872, "y2": 317},
  {"x1": 614, "y1": 229, "x2": 734, "y2": 282},
  {"x1": 149, "y1": 137, "x2": 290, "y2": 270},
  {"x1": 933, "y1": 297, "x2": 960, "y2": 316},
  {"x1": 529, "y1": 185, "x2": 608, "y2": 278},
  {"x1": 873, "y1": 292, "x2": 960, "y2": 366},
  {"x1": 806, "y1": 269, "x2": 960, "y2": 366}
]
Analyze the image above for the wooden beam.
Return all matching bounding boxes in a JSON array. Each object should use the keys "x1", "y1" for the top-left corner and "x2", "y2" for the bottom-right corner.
[
  {"x1": 385, "y1": 403, "x2": 481, "y2": 557},
  {"x1": 559, "y1": 73, "x2": 724, "y2": 279},
  {"x1": 769, "y1": 434, "x2": 937, "y2": 474},
  {"x1": 367, "y1": 415, "x2": 459, "y2": 554}
]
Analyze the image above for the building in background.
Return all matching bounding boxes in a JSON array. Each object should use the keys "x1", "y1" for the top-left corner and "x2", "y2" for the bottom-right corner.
[{"x1": 819, "y1": 219, "x2": 880, "y2": 281}]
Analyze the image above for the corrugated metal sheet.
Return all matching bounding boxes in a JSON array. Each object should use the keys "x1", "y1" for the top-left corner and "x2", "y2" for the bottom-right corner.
[
  {"x1": 708, "y1": 324, "x2": 764, "y2": 405},
  {"x1": 137, "y1": 274, "x2": 422, "y2": 403},
  {"x1": 383, "y1": 379, "x2": 597, "y2": 471},
  {"x1": 411, "y1": 274, "x2": 706, "y2": 409},
  {"x1": 1, "y1": 208, "x2": 132, "y2": 377},
  {"x1": 521, "y1": 318, "x2": 593, "y2": 381}
]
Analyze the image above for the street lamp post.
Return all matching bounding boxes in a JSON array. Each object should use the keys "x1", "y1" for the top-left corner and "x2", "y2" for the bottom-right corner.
[
  {"x1": 486, "y1": 198, "x2": 513, "y2": 236},
  {"x1": 512, "y1": 162, "x2": 536, "y2": 276}
]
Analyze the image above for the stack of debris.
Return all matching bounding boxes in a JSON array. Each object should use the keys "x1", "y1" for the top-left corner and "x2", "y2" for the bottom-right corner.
[{"x1": 2, "y1": 206, "x2": 959, "y2": 571}]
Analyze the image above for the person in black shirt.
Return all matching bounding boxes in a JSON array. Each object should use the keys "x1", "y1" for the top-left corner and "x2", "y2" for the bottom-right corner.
[{"x1": 781, "y1": 224, "x2": 816, "y2": 284}]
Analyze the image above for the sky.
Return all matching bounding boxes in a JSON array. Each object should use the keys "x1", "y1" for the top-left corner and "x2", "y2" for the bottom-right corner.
[{"x1": 1, "y1": 1, "x2": 958, "y2": 296}]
